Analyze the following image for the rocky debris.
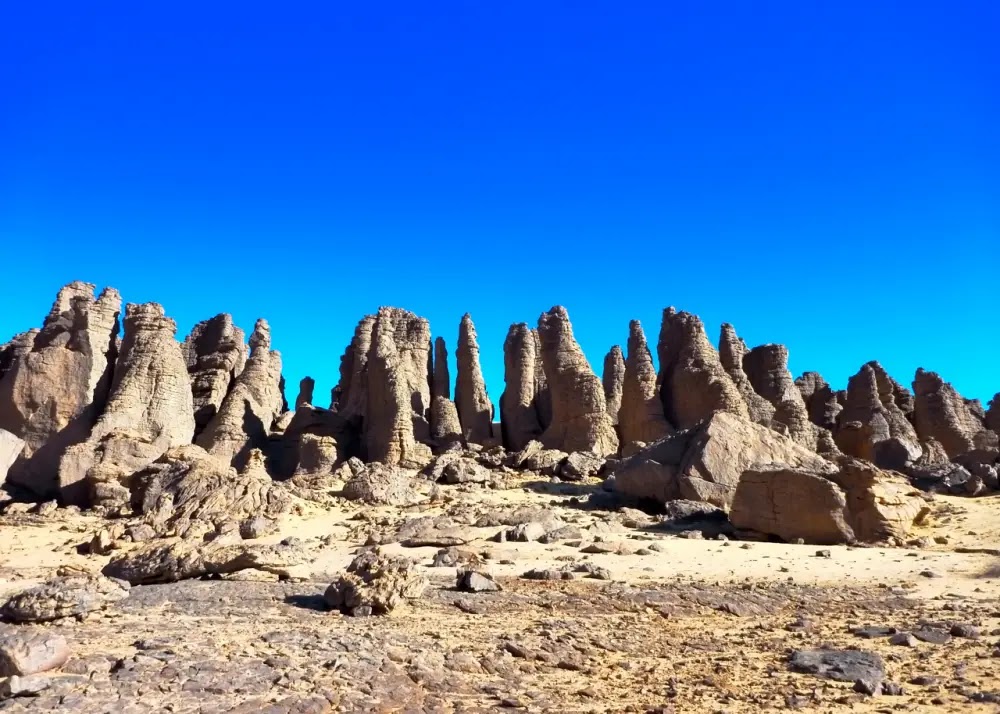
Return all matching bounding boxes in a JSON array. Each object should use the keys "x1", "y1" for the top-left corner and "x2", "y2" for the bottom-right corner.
[
  {"x1": 743, "y1": 343, "x2": 818, "y2": 448},
  {"x1": 294, "y1": 376, "x2": 314, "y2": 409},
  {"x1": 0, "y1": 429, "x2": 25, "y2": 483},
  {"x1": 509, "y1": 440, "x2": 568, "y2": 476},
  {"x1": 424, "y1": 453, "x2": 491, "y2": 484},
  {"x1": 789, "y1": 648, "x2": 885, "y2": 684},
  {"x1": 658, "y1": 500, "x2": 730, "y2": 536},
  {"x1": 913, "y1": 369, "x2": 996, "y2": 458},
  {"x1": 365, "y1": 309, "x2": 433, "y2": 467},
  {"x1": 657, "y1": 308, "x2": 749, "y2": 429},
  {"x1": 0, "y1": 282, "x2": 121, "y2": 499},
  {"x1": 796, "y1": 372, "x2": 843, "y2": 431},
  {"x1": 429, "y1": 337, "x2": 463, "y2": 451},
  {"x1": 456, "y1": 569, "x2": 501, "y2": 593},
  {"x1": 0, "y1": 631, "x2": 70, "y2": 676},
  {"x1": 731, "y1": 459, "x2": 928, "y2": 544},
  {"x1": 618, "y1": 320, "x2": 672, "y2": 452},
  {"x1": 180, "y1": 314, "x2": 247, "y2": 436},
  {"x1": 102, "y1": 540, "x2": 310, "y2": 585},
  {"x1": 536, "y1": 307, "x2": 618, "y2": 457},
  {"x1": 499, "y1": 323, "x2": 543, "y2": 451},
  {"x1": 718, "y1": 324, "x2": 775, "y2": 426},
  {"x1": 835, "y1": 363, "x2": 921, "y2": 469},
  {"x1": 59, "y1": 303, "x2": 194, "y2": 507},
  {"x1": 129, "y1": 444, "x2": 290, "y2": 536},
  {"x1": 602, "y1": 346, "x2": 624, "y2": 426},
  {"x1": 342, "y1": 463, "x2": 423, "y2": 506},
  {"x1": 613, "y1": 411, "x2": 832, "y2": 508},
  {"x1": 559, "y1": 451, "x2": 604, "y2": 481},
  {"x1": 272, "y1": 405, "x2": 349, "y2": 478},
  {"x1": 0, "y1": 576, "x2": 129, "y2": 623},
  {"x1": 196, "y1": 319, "x2": 283, "y2": 469},
  {"x1": 324, "y1": 551, "x2": 427, "y2": 616},
  {"x1": 455, "y1": 314, "x2": 493, "y2": 444}
]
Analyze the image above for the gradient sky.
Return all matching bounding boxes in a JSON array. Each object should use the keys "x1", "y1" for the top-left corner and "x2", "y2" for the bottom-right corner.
[{"x1": 1, "y1": 2, "x2": 998, "y2": 409}]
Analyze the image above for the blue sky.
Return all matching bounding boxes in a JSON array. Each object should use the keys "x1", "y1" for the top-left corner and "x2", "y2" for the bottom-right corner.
[{"x1": 1, "y1": 2, "x2": 998, "y2": 407}]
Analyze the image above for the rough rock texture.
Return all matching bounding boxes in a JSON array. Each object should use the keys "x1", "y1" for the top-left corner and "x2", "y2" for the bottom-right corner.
[
  {"x1": 0, "y1": 631, "x2": 71, "y2": 676},
  {"x1": 455, "y1": 314, "x2": 493, "y2": 444},
  {"x1": 536, "y1": 307, "x2": 618, "y2": 457},
  {"x1": 718, "y1": 324, "x2": 775, "y2": 425},
  {"x1": 988, "y1": 394, "x2": 1000, "y2": 435},
  {"x1": 180, "y1": 314, "x2": 247, "y2": 436},
  {"x1": 376, "y1": 308, "x2": 433, "y2": 443},
  {"x1": 129, "y1": 445, "x2": 291, "y2": 535},
  {"x1": 0, "y1": 330, "x2": 38, "y2": 381},
  {"x1": 500, "y1": 324, "x2": 543, "y2": 451},
  {"x1": 0, "y1": 576, "x2": 130, "y2": 623},
  {"x1": 0, "y1": 429, "x2": 25, "y2": 484},
  {"x1": 613, "y1": 412, "x2": 833, "y2": 508},
  {"x1": 294, "y1": 377, "x2": 315, "y2": 409},
  {"x1": 342, "y1": 463, "x2": 422, "y2": 506},
  {"x1": 602, "y1": 346, "x2": 625, "y2": 426},
  {"x1": 657, "y1": 308, "x2": 749, "y2": 429},
  {"x1": 102, "y1": 540, "x2": 310, "y2": 585},
  {"x1": 429, "y1": 337, "x2": 463, "y2": 451},
  {"x1": 532, "y1": 328, "x2": 552, "y2": 430},
  {"x1": 835, "y1": 363, "x2": 921, "y2": 468},
  {"x1": 618, "y1": 321, "x2": 672, "y2": 449},
  {"x1": 0, "y1": 282, "x2": 121, "y2": 498},
  {"x1": 743, "y1": 343, "x2": 816, "y2": 448},
  {"x1": 731, "y1": 460, "x2": 928, "y2": 544},
  {"x1": 273, "y1": 406, "x2": 349, "y2": 478},
  {"x1": 196, "y1": 319, "x2": 283, "y2": 469},
  {"x1": 324, "y1": 551, "x2": 428, "y2": 616},
  {"x1": 59, "y1": 303, "x2": 195, "y2": 507},
  {"x1": 333, "y1": 314, "x2": 377, "y2": 422},
  {"x1": 796, "y1": 372, "x2": 842, "y2": 431},
  {"x1": 365, "y1": 311, "x2": 432, "y2": 467},
  {"x1": 913, "y1": 369, "x2": 995, "y2": 458}
]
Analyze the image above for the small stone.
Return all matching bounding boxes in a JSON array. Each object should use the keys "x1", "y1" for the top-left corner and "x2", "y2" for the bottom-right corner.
[
  {"x1": 456, "y1": 570, "x2": 501, "y2": 593},
  {"x1": 881, "y1": 682, "x2": 904, "y2": 696},
  {"x1": 950, "y1": 623, "x2": 981, "y2": 639},
  {"x1": 852, "y1": 626, "x2": 895, "y2": 639},
  {"x1": 919, "y1": 570, "x2": 942, "y2": 578},
  {"x1": 913, "y1": 629, "x2": 951, "y2": 645},
  {"x1": 853, "y1": 678, "x2": 880, "y2": 695},
  {"x1": 909, "y1": 675, "x2": 940, "y2": 686},
  {"x1": 815, "y1": 549, "x2": 832, "y2": 558},
  {"x1": 0, "y1": 673, "x2": 53, "y2": 698},
  {"x1": 889, "y1": 632, "x2": 917, "y2": 647}
]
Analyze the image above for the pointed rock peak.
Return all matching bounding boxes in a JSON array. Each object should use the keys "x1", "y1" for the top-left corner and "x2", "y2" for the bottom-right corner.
[
  {"x1": 249, "y1": 318, "x2": 271, "y2": 353},
  {"x1": 295, "y1": 376, "x2": 315, "y2": 409},
  {"x1": 433, "y1": 336, "x2": 450, "y2": 399}
]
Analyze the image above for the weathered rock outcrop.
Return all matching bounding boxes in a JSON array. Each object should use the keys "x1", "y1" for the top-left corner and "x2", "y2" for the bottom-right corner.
[
  {"x1": 365, "y1": 311, "x2": 432, "y2": 467},
  {"x1": 294, "y1": 376, "x2": 315, "y2": 409},
  {"x1": 342, "y1": 463, "x2": 423, "y2": 506},
  {"x1": 0, "y1": 575, "x2": 130, "y2": 623},
  {"x1": 612, "y1": 412, "x2": 832, "y2": 508},
  {"x1": 0, "y1": 330, "x2": 38, "y2": 381},
  {"x1": 532, "y1": 328, "x2": 552, "y2": 430},
  {"x1": 130, "y1": 445, "x2": 291, "y2": 535},
  {"x1": 59, "y1": 303, "x2": 194, "y2": 507},
  {"x1": 333, "y1": 314, "x2": 377, "y2": 421},
  {"x1": 429, "y1": 337, "x2": 463, "y2": 450},
  {"x1": 196, "y1": 319, "x2": 282, "y2": 468},
  {"x1": 324, "y1": 551, "x2": 427, "y2": 616},
  {"x1": 536, "y1": 307, "x2": 618, "y2": 457},
  {"x1": 619, "y1": 321, "x2": 671, "y2": 449},
  {"x1": 180, "y1": 314, "x2": 247, "y2": 436},
  {"x1": 834, "y1": 364, "x2": 921, "y2": 469},
  {"x1": 0, "y1": 282, "x2": 121, "y2": 497},
  {"x1": 0, "y1": 428, "x2": 25, "y2": 484},
  {"x1": 602, "y1": 346, "x2": 624, "y2": 426},
  {"x1": 657, "y1": 308, "x2": 749, "y2": 429},
  {"x1": 718, "y1": 324, "x2": 775, "y2": 425},
  {"x1": 273, "y1": 405, "x2": 351, "y2": 478},
  {"x1": 731, "y1": 459, "x2": 929, "y2": 544},
  {"x1": 795, "y1": 372, "x2": 842, "y2": 431},
  {"x1": 913, "y1": 369, "x2": 996, "y2": 458},
  {"x1": 987, "y1": 394, "x2": 1000, "y2": 435},
  {"x1": 743, "y1": 343, "x2": 817, "y2": 448},
  {"x1": 500, "y1": 324, "x2": 543, "y2": 451},
  {"x1": 455, "y1": 314, "x2": 493, "y2": 444}
]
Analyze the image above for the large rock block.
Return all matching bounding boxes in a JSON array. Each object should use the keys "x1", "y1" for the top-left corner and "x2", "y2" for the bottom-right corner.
[
  {"x1": 499, "y1": 323, "x2": 543, "y2": 451},
  {"x1": 913, "y1": 369, "x2": 996, "y2": 458},
  {"x1": 180, "y1": 314, "x2": 246, "y2": 437}
]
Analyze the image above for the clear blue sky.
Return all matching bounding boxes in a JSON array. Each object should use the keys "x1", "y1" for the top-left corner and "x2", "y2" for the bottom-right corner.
[{"x1": 1, "y1": 2, "x2": 998, "y2": 408}]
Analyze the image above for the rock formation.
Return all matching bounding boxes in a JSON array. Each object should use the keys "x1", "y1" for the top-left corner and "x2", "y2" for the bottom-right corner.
[
  {"x1": 532, "y1": 329, "x2": 552, "y2": 430},
  {"x1": 657, "y1": 308, "x2": 749, "y2": 429},
  {"x1": 618, "y1": 320, "x2": 671, "y2": 450},
  {"x1": 0, "y1": 428, "x2": 25, "y2": 484},
  {"x1": 333, "y1": 314, "x2": 377, "y2": 422},
  {"x1": 59, "y1": 303, "x2": 195, "y2": 507},
  {"x1": 743, "y1": 343, "x2": 816, "y2": 448},
  {"x1": 602, "y1": 346, "x2": 624, "y2": 426},
  {"x1": 196, "y1": 319, "x2": 283, "y2": 469},
  {"x1": 0, "y1": 282, "x2": 121, "y2": 497},
  {"x1": 500, "y1": 324, "x2": 543, "y2": 451},
  {"x1": 718, "y1": 324, "x2": 775, "y2": 425},
  {"x1": 181, "y1": 314, "x2": 247, "y2": 436},
  {"x1": 270, "y1": 404, "x2": 351, "y2": 478},
  {"x1": 429, "y1": 337, "x2": 462, "y2": 451},
  {"x1": 913, "y1": 369, "x2": 995, "y2": 458},
  {"x1": 365, "y1": 310, "x2": 432, "y2": 467},
  {"x1": 987, "y1": 394, "x2": 1000, "y2": 435},
  {"x1": 295, "y1": 376, "x2": 315, "y2": 409},
  {"x1": 455, "y1": 314, "x2": 493, "y2": 444},
  {"x1": 536, "y1": 307, "x2": 618, "y2": 457},
  {"x1": 795, "y1": 372, "x2": 842, "y2": 431},
  {"x1": 0, "y1": 330, "x2": 38, "y2": 381}
]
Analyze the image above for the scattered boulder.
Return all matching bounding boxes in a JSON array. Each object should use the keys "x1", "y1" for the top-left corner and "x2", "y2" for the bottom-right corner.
[
  {"x1": 789, "y1": 649, "x2": 885, "y2": 684},
  {"x1": 559, "y1": 451, "x2": 604, "y2": 481},
  {"x1": 456, "y1": 569, "x2": 501, "y2": 593},
  {"x1": 180, "y1": 314, "x2": 247, "y2": 437},
  {"x1": 499, "y1": 323, "x2": 544, "y2": 451},
  {"x1": 455, "y1": 314, "x2": 493, "y2": 444},
  {"x1": 602, "y1": 345, "x2": 624, "y2": 426},
  {"x1": 619, "y1": 320, "x2": 672, "y2": 449},
  {"x1": 536, "y1": 307, "x2": 618, "y2": 457},
  {"x1": 324, "y1": 551, "x2": 427, "y2": 616},
  {"x1": 0, "y1": 576, "x2": 129, "y2": 623},
  {"x1": 510, "y1": 440, "x2": 567, "y2": 476},
  {"x1": 0, "y1": 631, "x2": 71, "y2": 676},
  {"x1": 342, "y1": 463, "x2": 423, "y2": 506}
]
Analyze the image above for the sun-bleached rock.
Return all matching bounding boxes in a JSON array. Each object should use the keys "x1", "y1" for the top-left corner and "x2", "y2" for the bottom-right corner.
[
  {"x1": 619, "y1": 320, "x2": 672, "y2": 450},
  {"x1": 536, "y1": 307, "x2": 618, "y2": 457},
  {"x1": 719, "y1": 324, "x2": 775, "y2": 425},
  {"x1": 455, "y1": 314, "x2": 493, "y2": 444},
  {"x1": 743, "y1": 343, "x2": 818, "y2": 449},
  {"x1": 181, "y1": 314, "x2": 247, "y2": 436}
]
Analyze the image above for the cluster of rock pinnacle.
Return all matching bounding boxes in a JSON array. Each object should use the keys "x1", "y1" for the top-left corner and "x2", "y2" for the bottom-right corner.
[{"x1": 0, "y1": 281, "x2": 998, "y2": 511}]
